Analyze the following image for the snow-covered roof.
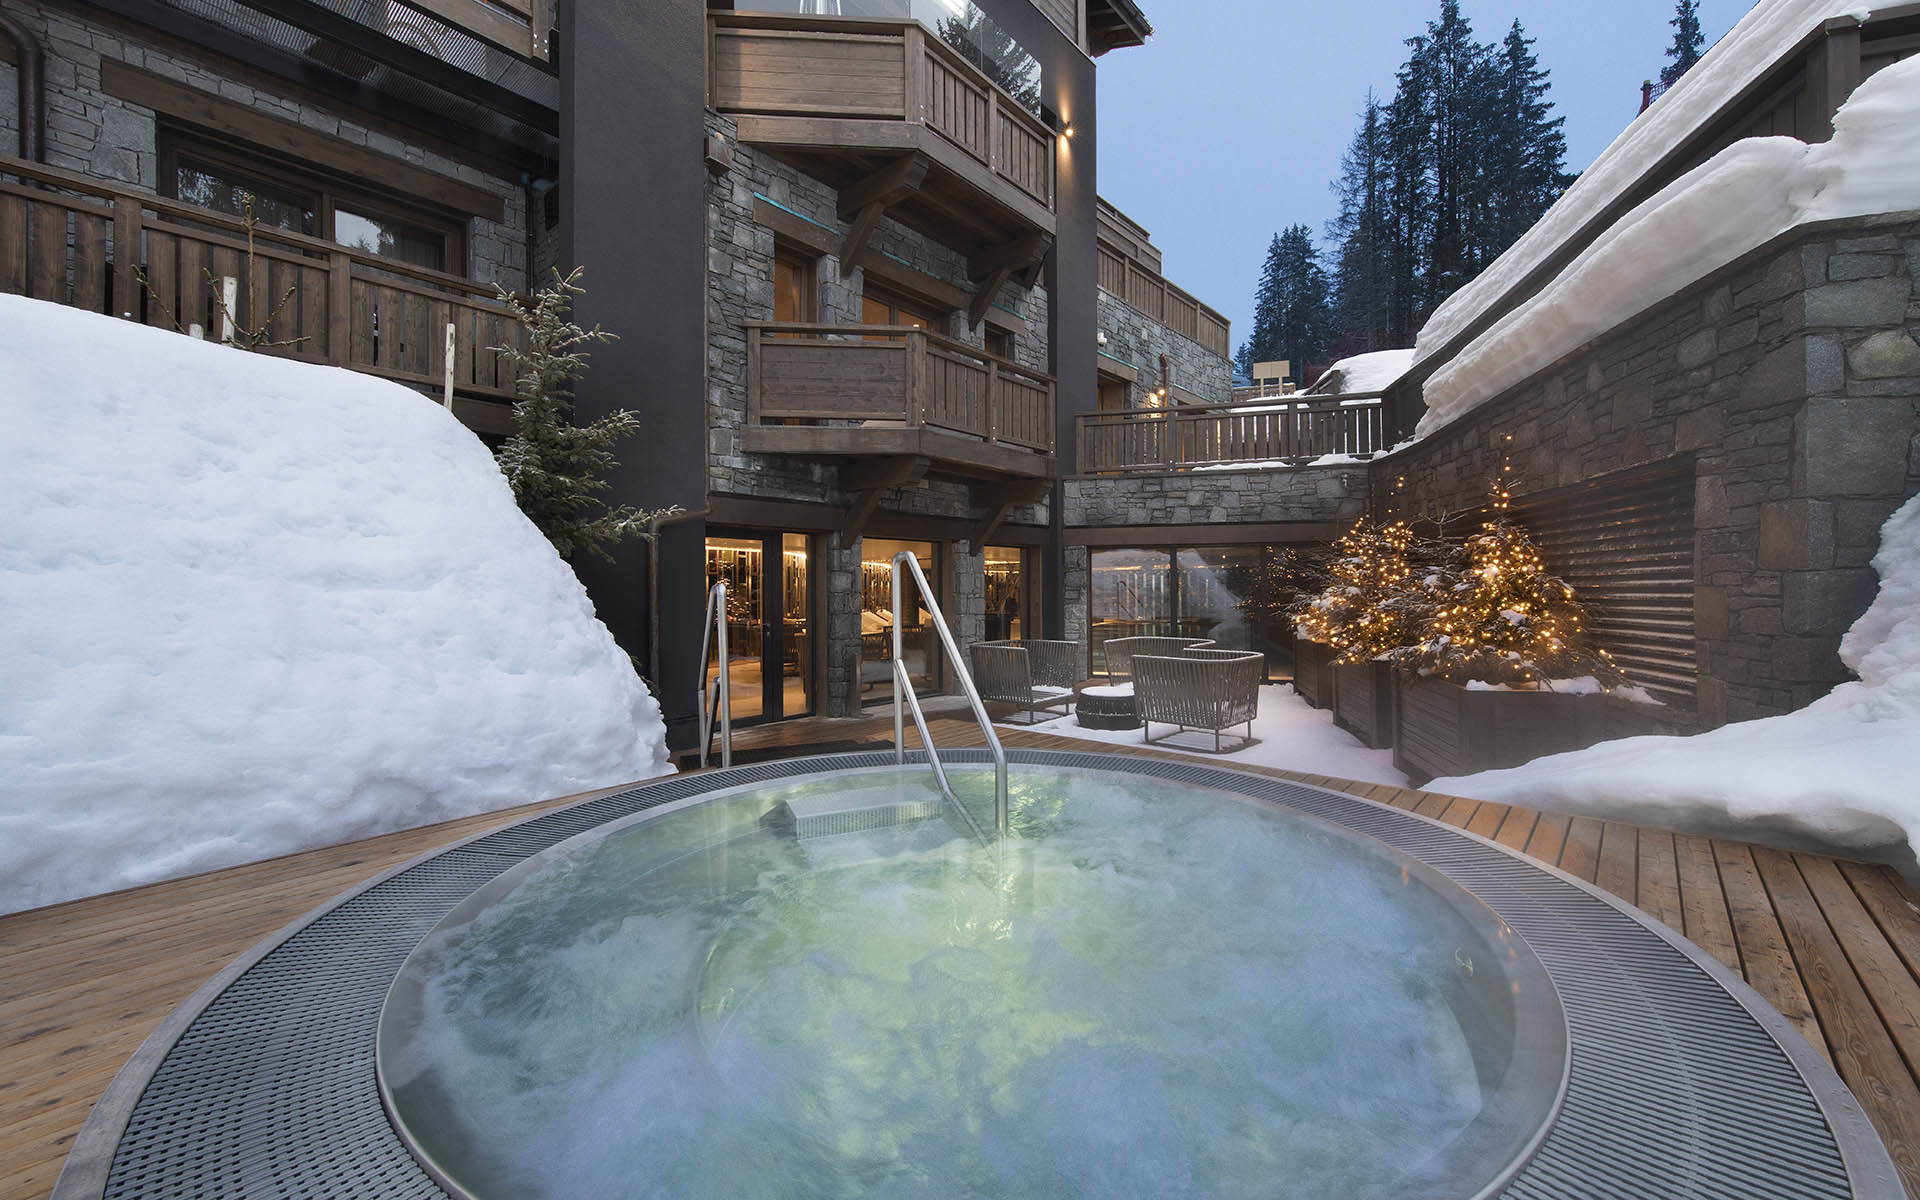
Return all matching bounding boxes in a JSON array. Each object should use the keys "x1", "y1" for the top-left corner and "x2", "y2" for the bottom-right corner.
[
  {"x1": 0, "y1": 296, "x2": 672, "y2": 914},
  {"x1": 1414, "y1": 0, "x2": 1878, "y2": 374},
  {"x1": 1305, "y1": 349, "x2": 1415, "y2": 396},
  {"x1": 1417, "y1": 49, "x2": 1920, "y2": 435}
]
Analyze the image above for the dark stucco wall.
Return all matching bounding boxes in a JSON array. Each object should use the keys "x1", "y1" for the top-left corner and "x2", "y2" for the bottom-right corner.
[{"x1": 560, "y1": 3, "x2": 708, "y2": 747}]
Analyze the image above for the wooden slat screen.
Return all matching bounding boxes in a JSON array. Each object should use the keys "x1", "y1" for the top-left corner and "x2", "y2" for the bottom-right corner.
[{"x1": 1512, "y1": 456, "x2": 1699, "y2": 708}]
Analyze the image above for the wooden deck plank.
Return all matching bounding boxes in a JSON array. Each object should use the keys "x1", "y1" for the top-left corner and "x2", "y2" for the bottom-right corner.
[
  {"x1": 1846, "y1": 861, "x2": 1920, "y2": 983},
  {"x1": 1674, "y1": 834, "x2": 1742, "y2": 977},
  {"x1": 1523, "y1": 811, "x2": 1570, "y2": 866},
  {"x1": 1752, "y1": 848, "x2": 1920, "y2": 1195},
  {"x1": 1717, "y1": 841, "x2": 1829, "y2": 1059},
  {"x1": 1493, "y1": 806, "x2": 1539, "y2": 854},
  {"x1": 1466, "y1": 799, "x2": 1509, "y2": 840},
  {"x1": 1595, "y1": 821, "x2": 1639, "y2": 904},
  {"x1": 1559, "y1": 818, "x2": 1605, "y2": 883},
  {"x1": 1800, "y1": 855, "x2": 1920, "y2": 1082},
  {"x1": 1634, "y1": 828, "x2": 1685, "y2": 932}
]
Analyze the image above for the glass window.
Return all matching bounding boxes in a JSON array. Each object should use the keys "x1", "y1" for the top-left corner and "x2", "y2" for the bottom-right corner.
[
  {"x1": 705, "y1": 536, "x2": 767, "y2": 723},
  {"x1": 781, "y1": 533, "x2": 813, "y2": 717},
  {"x1": 774, "y1": 255, "x2": 815, "y2": 325},
  {"x1": 861, "y1": 292, "x2": 934, "y2": 331},
  {"x1": 334, "y1": 206, "x2": 447, "y2": 272},
  {"x1": 862, "y1": 538, "x2": 939, "y2": 693},
  {"x1": 1090, "y1": 548, "x2": 1176, "y2": 674},
  {"x1": 173, "y1": 158, "x2": 317, "y2": 235},
  {"x1": 985, "y1": 546, "x2": 1027, "y2": 640}
]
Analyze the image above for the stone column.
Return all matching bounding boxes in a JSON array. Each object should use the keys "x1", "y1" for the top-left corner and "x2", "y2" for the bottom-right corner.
[
  {"x1": 948, "y1": 540, "x2": 987, "y2": 670},
  {"x1": 824, "y1": 533, "x2": 862, "y2": 717}
]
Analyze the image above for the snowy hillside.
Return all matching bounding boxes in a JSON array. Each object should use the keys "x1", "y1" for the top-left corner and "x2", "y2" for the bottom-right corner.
[
  {"x1": 1431, "y1": 494, "x2": 1920, "y2": 860},
  {"x1": 1418, "y1": 49, "x2": 1920, "y2": 434},
  {"x1": 0, "y1": 297, "x2": 672, "y2": 915}
]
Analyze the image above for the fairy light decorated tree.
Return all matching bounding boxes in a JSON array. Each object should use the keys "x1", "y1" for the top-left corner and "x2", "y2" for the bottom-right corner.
[
  {"x1": 1403, "y1": 476, "x2": 1622, "y2": 688},
  {"x1": 1295, "y1": 518, "x2": 1440, "y2": 664}
]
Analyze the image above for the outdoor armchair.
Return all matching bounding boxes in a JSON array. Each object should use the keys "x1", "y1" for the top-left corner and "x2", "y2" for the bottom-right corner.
[{"x1": 1132, "y1": 648, "x2": 1264, "y2": 752}]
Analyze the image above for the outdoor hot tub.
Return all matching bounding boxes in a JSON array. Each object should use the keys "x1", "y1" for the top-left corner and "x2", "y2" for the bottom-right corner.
[{"x1": 377, "y1": 764, "x2": 1567, "y2": 1200}]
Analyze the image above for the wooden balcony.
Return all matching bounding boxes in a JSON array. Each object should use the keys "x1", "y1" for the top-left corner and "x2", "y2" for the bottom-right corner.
[
  {"x1": 744, "y1": 322, "x2": 1055, "y2": 483},
  {"x1": 709, "y1": 12, "x2": 1056, "y2": 283},
  {"x1": 1077, "y1": 395, "x2": 1389, "y2": 475},
  {"x1": 0, "y1": 155, "x2": 523, "y2": 434}
]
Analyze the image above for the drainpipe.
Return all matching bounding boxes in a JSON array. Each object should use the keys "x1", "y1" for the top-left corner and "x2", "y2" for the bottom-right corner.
[{"x1": 0, "y1": 10, "x2": 44, "y2": 161}]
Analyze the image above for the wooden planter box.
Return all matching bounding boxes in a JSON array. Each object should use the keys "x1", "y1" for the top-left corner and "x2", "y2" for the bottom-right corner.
[
  {"x1": 1392, "y1": 674, "x2": 1613, "y2": 787},
  {"x1": 1292, "y1": 636, "x2": 1337, "y2": 710},
  {"x1": 1332, "y1": 660, "x2": 1397, "y2": 749}
]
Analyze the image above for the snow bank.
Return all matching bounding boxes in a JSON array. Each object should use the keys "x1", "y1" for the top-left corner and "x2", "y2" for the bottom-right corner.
[
  {"x1": 1414, "y1": 0, "x2": 1873, "y2": 369},
  {"x1": 1418, "y1": 49, "x2": 1920, "y2": 435},
  {"x1": 0, "y1": 297, "x2": 672, "y2": 915},
  {"x1": 1306, "y1": 349, "x2": 1415, "y2": 396},
  {"x1": 1430, "y1": 494, "x2": 1920, "y2": 859}
]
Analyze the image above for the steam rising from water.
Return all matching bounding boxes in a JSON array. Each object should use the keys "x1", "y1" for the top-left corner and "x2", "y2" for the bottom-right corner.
[{"x1": 389, "y1": 770, "x2": 1489, "y2": 1198}]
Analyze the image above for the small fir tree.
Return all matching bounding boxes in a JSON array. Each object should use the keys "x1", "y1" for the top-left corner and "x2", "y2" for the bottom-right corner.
[
  {"x1": 1403, "y1": 479, "x2": 1621, "y2": 687},
  {"x1": 494, "y1": 267, "x2": 674, "y2": 561},
  {"x1": 1660, "y1": 0, "x2": 1705, "y2": 90},
  {"x1": 1295, "y1": 518, "x2": 1438, "y2": 663}
]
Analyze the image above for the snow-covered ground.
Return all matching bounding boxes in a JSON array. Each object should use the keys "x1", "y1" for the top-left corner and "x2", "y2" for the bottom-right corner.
[
  {"x1": 1415, "y1": 0, "x2": 1882, "y2": 370},
  {"x1": 1001, "y1": 685, "x2": 1408, "y2": 789},
  {"x1": 0, "y1": 297, "x2": 671, "y2": 915},
  {"x1": 1432, "y1": 495, "x2": 1920, "y2": 861}
]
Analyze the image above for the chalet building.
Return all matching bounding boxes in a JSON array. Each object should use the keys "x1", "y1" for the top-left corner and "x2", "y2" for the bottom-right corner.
[
  {"x1": 0, "y1": 0, "x2": 1245, "y2": 749},
  {"x1": 7, "y1": 0, "x2": 1910, "y2": 754}
]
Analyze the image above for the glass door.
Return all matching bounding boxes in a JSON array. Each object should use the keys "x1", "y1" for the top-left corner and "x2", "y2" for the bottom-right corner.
[
  {"x1": 705, "y1": 531, "x2": 814, "y2": 725},
  {"x1": 861, "y1": 538, "x2": 940, "y2": 697}
]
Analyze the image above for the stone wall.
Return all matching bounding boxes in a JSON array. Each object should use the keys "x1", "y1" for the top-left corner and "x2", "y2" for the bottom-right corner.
[
  {"x1": 0, "y1": 0, "x2": 526, "y2": 287},
  {"x1": 704, "y1": 111, "x2": 1048, "y2": 532},
  {"x1": 1095, "y1": 290, "x2": 1233, "y2": 405},
  {"x1": 1375, "y1": 214, "x2": 1920, "y2": 728},
  {"x1": 1065, "y1": 466, "x2": 1368, "y2": 528}
]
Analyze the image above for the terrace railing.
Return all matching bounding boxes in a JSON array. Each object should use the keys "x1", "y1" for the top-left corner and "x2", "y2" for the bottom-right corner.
[
  {"x1": 0, "y1": 154, "x2": 524, "y2": 404},
  {"x1": 710, "y1": 13, "x2": 1055, "y2": 213},
  {"x1": 1096, "y1": 242, "x2": 1231, "y2": 359},
  {"x1": 1076, "y1": 393, "x2": 1388, "y2": 475},
  {"x1": 748, "y1": 322, "x2": 1055, "y2": 454}
]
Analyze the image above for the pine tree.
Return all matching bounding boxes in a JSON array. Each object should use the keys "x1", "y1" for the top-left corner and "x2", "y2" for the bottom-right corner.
[
  {"x1": 1295, "y1": 518, "x2": 1439, "y2": 663},
  {"x1": 1273, "y1": 224, "x2": 1334, "y2": 379},
  {"x1": 1416, "y1": 0, "x2": 1497, "y2": 307},
  {"x1": 1483, "y1": 21, "x2": 1571, "y2": 255},
  {"x1": 1238, "y1": 233, "x2": 1286, "y2": 373},
  {"x1": 1659, "y1": 0, "x2": 1705, "y2": 90},
  {"x1": 1403, "y1": 479, "x2": 1621, "y2": 687},
  {"x1": 494, "y1": 267, "x2": 674, "y2": 562},
  {"x1": 1328, "y1": 94, "x2": 1398, "y2": 355}
]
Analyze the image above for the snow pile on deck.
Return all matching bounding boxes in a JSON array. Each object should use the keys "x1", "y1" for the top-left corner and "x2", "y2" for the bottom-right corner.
[
  {"x1": 1306, "y1": 349, "x2": 1414, "y2": 396},
  {"x1": 1416, "y1": 2, "x2": 1916, "y2": 434},
  {"x1": 0, "y1": 297, "x2": 671, "y2": 915},
  {"x1": 1431, "y1": 494, "x2": 1920, "y2": 859}
]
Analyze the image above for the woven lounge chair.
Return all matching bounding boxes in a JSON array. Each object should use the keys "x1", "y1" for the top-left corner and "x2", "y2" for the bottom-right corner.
[
  {"x1": 1133, "y1": 648, "x2": 1264, "y2": 752},
  {"x1": 1102, "y1": 636, "x2": 1215, "y2": 682},
  {"x1": 969, "y1": 639, "x2": 1082, "y2": 725}
]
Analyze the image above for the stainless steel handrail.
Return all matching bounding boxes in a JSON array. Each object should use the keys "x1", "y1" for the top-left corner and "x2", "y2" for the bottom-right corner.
[
  {"x1": 891, "y1": 551, "x2": 1009, "y2": 838},
  {"x1": 697, "y1": 582, "x2": 732, "y2": 770}
]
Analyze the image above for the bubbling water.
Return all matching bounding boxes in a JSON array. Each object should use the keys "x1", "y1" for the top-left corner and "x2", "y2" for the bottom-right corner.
[{"x1": 383, "y1": 768, "x2": 1506, "y2": 1199}]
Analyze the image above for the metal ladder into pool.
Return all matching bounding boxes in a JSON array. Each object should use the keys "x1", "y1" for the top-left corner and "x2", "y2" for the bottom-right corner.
[
  {"x1": 697, "y1": 582, "x2": 732, "y2": 770},
  {"x1": 890, "y1": 551, "x2": 1010, "y2": 839}
]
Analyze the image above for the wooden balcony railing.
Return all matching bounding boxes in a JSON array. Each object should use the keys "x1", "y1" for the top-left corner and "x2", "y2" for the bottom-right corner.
[
  {"x1": 0, "y1": 155, "x2": 523, "y2": 407},
  {"x1": 747, "y1": 323, "x2": 1054, "y2": 463},
  {"x1": 1096, "y1": 241, "x2": 1232, "y2": 360},
  {"x1": 1076, "y1": 395, "x2": 1388, "y2": 475},
  {"x1": 710, "y1": 13, "x2": 1055, "y2": 214}
]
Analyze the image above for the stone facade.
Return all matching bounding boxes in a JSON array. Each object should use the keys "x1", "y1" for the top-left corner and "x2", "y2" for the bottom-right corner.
[
  {"x1": 1375, "y1": 214, "x2": 1920, "y2": 728},
  {"x1": 1095, "y1": 289, "x2": 1234, "y2": 405},
  {"x1": 702, "y1": 115, "x2": 1056, "y2": 715},
  {"x1": 703, "y1": 111, "x2": 1050, "y2": 527},
  {"x1": 0, "y1": 0, "x2": 527, "y2": 288},
  {"x1": 1066, "y1": 466, "x2": 1368, "y2": 529}
]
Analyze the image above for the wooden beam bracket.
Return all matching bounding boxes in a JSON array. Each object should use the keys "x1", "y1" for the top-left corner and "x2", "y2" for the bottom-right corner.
[
  {"x1": 965, "y1": 232, "x2": 1051, "y2": 329},
  {"x1": 836, "y1": 153, "x2": 930, "y2": 277},
  {"x1": 840, "y1": 454, "x2": 930, "y2": 539},
  {"x1": 968, "y1": 478, "x2": 1051, "y2": 546}
]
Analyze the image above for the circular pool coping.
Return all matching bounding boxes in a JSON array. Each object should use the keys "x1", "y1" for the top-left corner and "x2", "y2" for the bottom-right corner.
[{"x1": 53, "y1": 751, "x2": 1905, "y2": 1200}]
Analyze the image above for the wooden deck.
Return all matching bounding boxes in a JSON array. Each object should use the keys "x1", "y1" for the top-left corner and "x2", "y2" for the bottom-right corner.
[{"x1": 5, "y1": 716, "x2": 1920, "y2": 1198}]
